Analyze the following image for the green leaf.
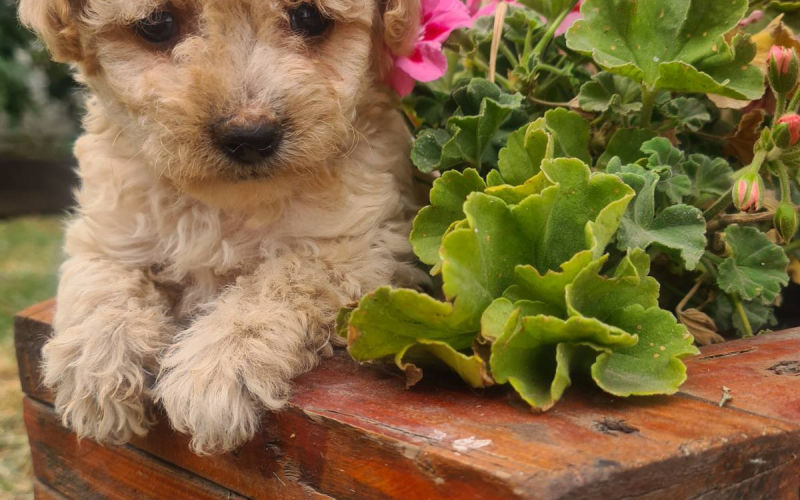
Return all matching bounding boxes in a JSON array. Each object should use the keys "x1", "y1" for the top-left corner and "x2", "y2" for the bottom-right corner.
[
  {"x1": 566, "y1": 249, "x2": 661, "y2": 322},
  {"x1": 489, "y1": 300, "x2": 637, "y2": 409},
  {"x1": 641, "y1": 137, "x2": 692, "y2": 204},
  {"x1": 397, "y1": 340, "x2": 492, "y2": 389},
  {"x1": 661, "y1": 97, "x2": 712, "y2": 132},
  {"x1": 567, "y1": 0, "x2": 764, "y2": 100},
  {"x1": 710, "y1": 294, "x2": 778, "y2": 337},
  {"x1": 509, "y1": 252, "x2": 597, "y2": 315},
  {"x1": 591, "y1": 305, "x2": 699, "y2": 396},
  {"x1": 717, "y1": 225, "x2": 790, "y2": 304},
  {"x1": 544, "y1": 108, "x2": 592, "y2": 165},
  {"x1": 410, "y1": 79, "x2": 525, "y2": 173},
  {"x1": 613, "y1": 166, "x2": 707, "y2": 270},
  {"x1": 517, "y1": 159, "x2": 635, "y2": 273},
  {"x1": 441, "y1": 192, "x2": 535, "y2": 323},
  {"x1": 346, "y1": 287, "x2": 476, "y2": 361},
  {"x1": 497, "y1": 121, "x2": 552, "y2": 185},
  {"x1": 578, "y1": 72, "x2": 643, "y2": 115},
  {"x1": 682, "y1": 154, "x2": 734, "y2": 206},
  {"x1": 597, "y1": 128, "x2": 658, "y2": 168},
  {"x1": 411, "y1": 129, "x2": 457, "y2": 173},
  {"x1": 410, "y1": 169, "x2": 486, "y2": 266}
]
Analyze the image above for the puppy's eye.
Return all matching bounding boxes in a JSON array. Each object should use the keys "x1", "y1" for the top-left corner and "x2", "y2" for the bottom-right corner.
[
  {"x1": 134, "y1": 11, "x2": 179, "y2": 44},
  {"x1": 288, "y1": 4, "x2": 331, "y2": 38}
]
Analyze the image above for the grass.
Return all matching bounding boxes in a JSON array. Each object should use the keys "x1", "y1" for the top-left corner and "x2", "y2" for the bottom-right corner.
[{"x1": 0, "y1": 217, "x2": 64, "y2": 500}]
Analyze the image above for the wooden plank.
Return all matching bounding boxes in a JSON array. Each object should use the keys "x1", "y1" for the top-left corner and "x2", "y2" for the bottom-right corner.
[
  {"x1": 14, "y1": 301, "x2": 800, "y2": 500},
  {"x1": 34, "y1": 479, "x2": 73, "y2": 500},
  {"x1": 24, "y1": 397, "x2": 249, "y2": 500},
  {"x1": 14, "y1": 299, "x2": 55, "y2": 403},
  {"x1": 680, "y1": 329, "x2": 800, "y2": 425}
]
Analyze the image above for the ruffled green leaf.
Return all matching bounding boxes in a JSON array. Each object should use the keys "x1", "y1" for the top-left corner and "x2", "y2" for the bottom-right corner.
[
  {"x1": 661, "y1": 97, "x2": 712, "y2": 132},
  {"x1": 496, "y1": 121, "x2": 552, "y2": 186},
  {"x1": 612, "y1": 163, "x2": 707, "y2": 270},
  {"x1": 641, "y1": 138, "x2": 692, "y2": 204},
  {"x1": 591, "y1": 305, "x2": 699, "y2": 396},
  {"x1": 566, "y1": 249, "x2": 660, "y2": 321},
  {"x1": 410, "y1": 79, "x2": 525, "y2": 173},
  {"x1": 518, "y1": 159, "x2": 635, "y2": 272},
  {"x1": 682, "y1": 154, "x2": 734, "y2": 206},
  {"x1": 490, "y1": 303, "x2": 636, "y2": 410},
  {"x1": 597, "y1": 128, "x2": 658, "y2": 168},
  {"x1": 717, "y1": 225, "x2": 790, "y2": 304},
  {"x1": 397, "y1": 340, "x2": 493, "y2": 389},
  {"x1": 410, "y1": 169, "x2": 486, "y2": 266},
  {"x1": 578, "y1": 72, "x2": 643, "y2": 115},
  {"x1": 544, "y1": 108, "x2": 592, "y2": 165},
  {"x1": 710, "y1": 294, "x2": 779, "y2": 337},
  {"x1": 567, "y1": 0, "x2": 764, "y2": 100}
]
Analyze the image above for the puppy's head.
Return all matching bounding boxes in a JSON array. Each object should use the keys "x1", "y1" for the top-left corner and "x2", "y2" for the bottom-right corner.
[{"x1": 20, "y1": 0, "x2": 418, "y2": 208}]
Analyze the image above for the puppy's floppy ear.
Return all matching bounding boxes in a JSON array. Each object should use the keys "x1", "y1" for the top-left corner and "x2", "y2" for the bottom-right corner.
[
  {"x1": 381, "y1": 0, "x2": 420, "y2": 56},
  {"x1": 18, "y1": 0, "x2": 83, "y2": 62}
]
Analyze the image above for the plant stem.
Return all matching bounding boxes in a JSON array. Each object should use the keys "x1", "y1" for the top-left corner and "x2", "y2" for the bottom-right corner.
[
  {"x1": 531, "y1": 0, "x2": 580, "y2": 59},
  {"x1": 776, "y1": 160, "x2": 792, "y2": 201},
  {"x1": 788, "y1": 87, "x2": 800, "y2": 114},
  {"x1": 784, "y1": 238, "x2": 800, "y2": 253},
  {"x1": 488, "y1": 2, "x2": 509, "y2": 85},
  {"x1": 528, "y1": 96, "x2": 572, "y2": 107},
  {"x1": 676, "y1": 274, "x2": 708, "y2": 314},
  {"x1": 473, "y1": 58, "x2": 513, "y2": 91},
  {"x1": 730, "y1": 293, "x2": 754, "y2": 337},
  {"x1": 703, "y1": 251, "x2": 723, "y2": 264},
  {"x1": 774, "y1": 92, "x2": 787, "y2": 126},
  {"x1": 640, "y1": 85, "x2": 657, "y2": 129},
  {"x1": 536, "y1": 63, "x2": 570, "y2": 76},
  {"x1": 499, "y1": 42, "x2": 519, "y2": 66},
  {"x1": 703, "y1": 187, "x2": 734, "y2": 221},
  {"x1": 715, "y1": 203, "x2": 800, "y2": 227}
]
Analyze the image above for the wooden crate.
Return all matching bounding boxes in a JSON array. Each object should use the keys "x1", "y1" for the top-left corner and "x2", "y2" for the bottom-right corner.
[{"x1": 14, "y1": 300, "x2": 800, "y2": 500}]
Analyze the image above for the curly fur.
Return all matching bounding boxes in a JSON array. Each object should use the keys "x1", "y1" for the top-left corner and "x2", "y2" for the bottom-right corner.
[{"x1": 20, "y1": 0, "x2": 423, "y2": 454}]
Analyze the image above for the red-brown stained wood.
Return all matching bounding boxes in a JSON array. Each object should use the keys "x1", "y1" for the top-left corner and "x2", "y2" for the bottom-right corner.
[
  {"x1": 25, "y1": 397, "x2": 250, "y2": 500},
  {"x1": 14, "y1": 302, "x2": 800, "y2": 500},
  {"x1": 33, "y1": 479, "x2": 72, "y2": 500},
  {"x1": 680, "y1": 329, "x2": 800, "y2": 424}
]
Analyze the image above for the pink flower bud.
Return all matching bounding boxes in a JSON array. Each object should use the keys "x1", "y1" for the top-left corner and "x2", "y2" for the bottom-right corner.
[
  {"x1": 777, "y1": 114, "x2": 800, "y2": 147},
  {"x1": 770, "y1": 46, "x2": 792, "y2": 74},
  {"x1": 738, "y1": 10, "x2": 763, "y2": 28},
  {"x1": 768, "y1": 46, "x2": 799, "y2": 94},
  {"x1": 733, "y1": 172, "x2": 764, "y2": 212}
]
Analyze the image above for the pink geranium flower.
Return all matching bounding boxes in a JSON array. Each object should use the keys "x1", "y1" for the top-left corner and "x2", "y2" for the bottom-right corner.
[
  {"x1": 387, "y1": 0, "x2": 473, "y2": 97},
  {"x1": 467, "y1": 0, "x2": 517, "y2": 19}
]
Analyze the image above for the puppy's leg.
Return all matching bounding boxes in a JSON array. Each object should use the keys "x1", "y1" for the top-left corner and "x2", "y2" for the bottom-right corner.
[
  {"x1": 156, "y1": 255, "x2": 342, "y2": 455},
  {"x1": 44, "y1": 257, "x2": 174, "y2": 444}
]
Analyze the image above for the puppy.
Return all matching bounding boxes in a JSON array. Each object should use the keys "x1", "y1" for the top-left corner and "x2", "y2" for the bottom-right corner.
[{"x1": 19, "y1": 0, "x2": 424, "y2": 454}]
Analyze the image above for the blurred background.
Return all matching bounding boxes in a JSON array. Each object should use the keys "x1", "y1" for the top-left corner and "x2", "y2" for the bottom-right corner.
[{"x1": 0, "y1": 0, "x2": 81, "y2": 498}]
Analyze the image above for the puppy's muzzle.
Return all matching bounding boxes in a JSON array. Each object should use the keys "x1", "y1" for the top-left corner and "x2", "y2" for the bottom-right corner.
[{"x1": 212, "y1": 116, "x2": 283, "y2": 166}]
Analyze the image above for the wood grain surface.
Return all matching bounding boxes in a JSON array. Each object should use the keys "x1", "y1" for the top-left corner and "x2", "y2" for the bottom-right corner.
[{"x1": 15, "y1": 301, "x2": 800, "y2": 500}]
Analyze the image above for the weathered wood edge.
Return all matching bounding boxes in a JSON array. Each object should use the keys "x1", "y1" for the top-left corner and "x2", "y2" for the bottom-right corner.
[{"x1": 15, "y1": 301, "x2": 800, "y2": 500}]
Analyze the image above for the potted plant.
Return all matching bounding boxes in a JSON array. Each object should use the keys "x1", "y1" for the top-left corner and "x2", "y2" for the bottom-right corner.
[{"x1": 337, "y1": 0, "x2": 800, "y2": 411}]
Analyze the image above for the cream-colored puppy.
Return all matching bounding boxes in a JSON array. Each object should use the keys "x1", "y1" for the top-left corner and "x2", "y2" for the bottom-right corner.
[{"x1": 19, "y1": 0, "x2": 423, "y2": 454}]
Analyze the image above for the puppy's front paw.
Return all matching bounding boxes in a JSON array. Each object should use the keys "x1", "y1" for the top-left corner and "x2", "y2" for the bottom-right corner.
[
  {"x1": 156, "y1": 351, "x2": 278, "y2": 455},
  {"x1": 43, "y1": 325, "x2": 155, "y2": 444}
]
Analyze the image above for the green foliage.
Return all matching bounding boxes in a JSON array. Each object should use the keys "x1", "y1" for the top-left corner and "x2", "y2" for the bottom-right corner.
[
  {"x1": 566, "y1": 0, "x2": 764, "y2": 100},
  {"x1": 717, "y1": 225, "x2": 790, "y2": 304},
  {"x1": 344, "y1": 0, "x2": 799, "y2": 411}
]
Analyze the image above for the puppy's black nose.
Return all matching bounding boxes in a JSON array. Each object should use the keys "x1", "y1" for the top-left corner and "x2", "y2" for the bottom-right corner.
[{"x1": 212, "y1": 119, "x2": 282, "y2": 165}]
